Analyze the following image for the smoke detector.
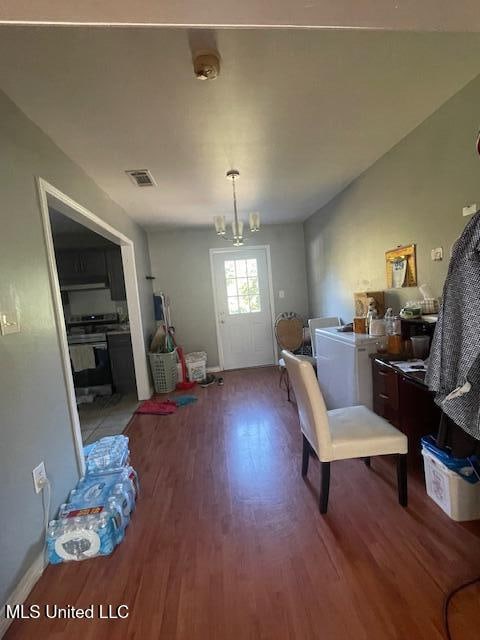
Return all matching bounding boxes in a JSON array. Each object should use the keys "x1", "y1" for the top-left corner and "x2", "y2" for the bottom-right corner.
[{"x1": 193, "y1": 51, "x2": 220, "y2": 80}]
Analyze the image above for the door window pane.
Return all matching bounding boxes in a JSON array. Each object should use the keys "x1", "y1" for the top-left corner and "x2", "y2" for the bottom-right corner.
[
  {"x1": 247, "y1": 259, "x2": 257, "y2": 277},
  {"x1": 226, "y1": 278, "x2": 237, "y2": 297},
  {"x1": 238, "y1": 296, "x2": 250, "y2": 314},
  {"x1": 235, "y1": 260, "x2": 247, "y2": 277},
  {"x1": 224, "y1": 258, "x2": 262, "y2": 314},
  {"x1": 250, "y1": 295, "x2": 261, "y2": 312},
  {"x1": 228, "y1": 297, "x2": 239, "y2": 314},
  {"x1": 236, "y1": 277, "x2": 248, "y2": 296},
  {"x1": 248, "y1": 277, "x2": 259, "y2": 295},
  {"x1": 225, "y1": 261, "x2": 236, "y2": 278}
]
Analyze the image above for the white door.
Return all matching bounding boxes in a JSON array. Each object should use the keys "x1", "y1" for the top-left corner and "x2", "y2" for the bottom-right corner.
[{"x1": 211, "y1": 247, "x2": 275, "y2": 370}]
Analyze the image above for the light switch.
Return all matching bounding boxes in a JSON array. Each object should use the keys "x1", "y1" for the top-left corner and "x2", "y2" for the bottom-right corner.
[
  {"x1": 0, "y1": 283, "x2": 21, "y2": 335},
  {"x1": 431, "y1": 247, "x2": 443, "y2": 261},
  {"x1": 0, "y1": 311, "x2": 20, "y2": 335},
  {"x1": 462, "y1": 203, "x2": 477, "y2": 217},
  {"x1": 278, "y1": 290, "x2": 285, "y2": 299}
]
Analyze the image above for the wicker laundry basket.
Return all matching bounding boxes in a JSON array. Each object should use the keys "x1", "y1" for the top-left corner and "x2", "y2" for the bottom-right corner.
[{"x1": 148, "y1": 350, "x2": 178, "y2": 393}]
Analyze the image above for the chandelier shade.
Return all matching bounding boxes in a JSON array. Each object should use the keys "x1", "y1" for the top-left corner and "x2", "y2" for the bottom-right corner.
[{"x1": 213, "y1": 170, "x2": 260, "y2": 246}]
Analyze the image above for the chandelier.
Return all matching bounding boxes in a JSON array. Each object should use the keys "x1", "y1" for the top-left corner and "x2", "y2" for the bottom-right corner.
[{"x1": 213, "y1": 170, "x2": 260, "y2": 246}]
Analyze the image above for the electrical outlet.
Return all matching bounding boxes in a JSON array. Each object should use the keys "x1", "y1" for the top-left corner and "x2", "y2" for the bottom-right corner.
[
  {"x1": 431, "y1": 247, "x2": 443, "y2": 261},
  {"x1": 32, "y1": 462, "x2": 47, "y2": 493},
  {"x1": 462, "y1": 203, "x2": 477, "y2": 217}
]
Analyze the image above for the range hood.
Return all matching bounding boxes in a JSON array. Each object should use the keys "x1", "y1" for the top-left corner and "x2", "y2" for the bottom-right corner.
[{"x1": 60, "y1": 282, "x2": 107, "y2": 292}]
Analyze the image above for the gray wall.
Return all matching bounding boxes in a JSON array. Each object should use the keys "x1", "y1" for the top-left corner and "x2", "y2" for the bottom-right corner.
[
  {"x1": 0, "y1": 90, "x2": 154, "y2": 607},
  {"x1": 304, "y1": 74, "x2": 480, "y2": 321},
  {"x1": 147, "y1": 224, "x2": 308, "y2": 366}
]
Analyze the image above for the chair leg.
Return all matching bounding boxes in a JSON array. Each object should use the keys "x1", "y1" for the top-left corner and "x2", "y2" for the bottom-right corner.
[
  {"x1": 319, "y1": 462, "x2": 331, "y2": 514},
  {"x1": 397, "y1": 454, "x2": 408, "y2": 507},
  {"x1": 279, "y1": 368, "x2": 291, "y2": 402},
  {"x1": 302, "y1": 435, "x2": 310, "y2": 477},
  {"x1": 363, "y1": 457, "x2": 371, "y2": 468}
]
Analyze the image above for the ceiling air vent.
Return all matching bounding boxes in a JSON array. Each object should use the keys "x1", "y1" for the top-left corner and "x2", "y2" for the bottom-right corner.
[{"x1": 125, "y1": 169, "x2": 156, "y2": 187}]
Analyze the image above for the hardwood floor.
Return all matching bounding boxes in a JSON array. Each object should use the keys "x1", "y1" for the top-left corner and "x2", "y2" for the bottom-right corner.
[{"x1": 5, "y1": 367, "x2": 480, "y2": 639}]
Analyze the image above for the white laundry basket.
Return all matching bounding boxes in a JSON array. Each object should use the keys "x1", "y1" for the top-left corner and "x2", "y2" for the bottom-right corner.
[
  {"x1": 185, "y1": 351, "x2": 207, "y2": 382},
  {"x1": 422, "y1": 448, "x2": 480, "y2": 521}
]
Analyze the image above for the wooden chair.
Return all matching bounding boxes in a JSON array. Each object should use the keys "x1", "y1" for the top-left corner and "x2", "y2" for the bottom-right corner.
[
  {"x1": 275, "y1": 312, "x2": 314, "y2": 401},
  {"x1": 282, "y1": 350, "x2": 408, "y2": 513}
]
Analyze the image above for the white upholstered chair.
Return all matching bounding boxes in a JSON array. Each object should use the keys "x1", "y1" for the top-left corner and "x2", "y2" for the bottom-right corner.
[
  {"x1": 308, "y1": 316, "x2": 341, "y2": 357},
  {"x1": 282, "y1": 350, "x2": 408, "y2": 513}
]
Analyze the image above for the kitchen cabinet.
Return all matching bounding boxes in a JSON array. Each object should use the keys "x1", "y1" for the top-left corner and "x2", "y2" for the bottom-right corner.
[
  {"x1": 56, "y1": 249, "x2": 107, "y2": 285},
  {"x1": 108, "y1": 333, "x2": 136, "y2": 394},
  {"x1": 106, "y1": 249, "x2": 126, "y2": 301},
  {"x1": 372, "y1": 357, "x2": 441, "y2": 463}
]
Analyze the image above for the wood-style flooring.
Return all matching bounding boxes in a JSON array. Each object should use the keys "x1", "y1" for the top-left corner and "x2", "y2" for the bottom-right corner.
[{"x1": 5, "y1": 367, "x2": 480, "y2": 639}]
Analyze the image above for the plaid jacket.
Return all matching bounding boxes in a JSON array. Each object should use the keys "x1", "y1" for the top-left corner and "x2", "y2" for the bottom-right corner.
[{"x1": 425, "y1": 211, "x2": 480, "y2": 441}]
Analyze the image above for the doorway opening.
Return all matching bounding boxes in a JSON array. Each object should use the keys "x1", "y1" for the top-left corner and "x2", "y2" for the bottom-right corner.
[{"x1": 37, "y1": 178, "x2": 151, "y2": 473}]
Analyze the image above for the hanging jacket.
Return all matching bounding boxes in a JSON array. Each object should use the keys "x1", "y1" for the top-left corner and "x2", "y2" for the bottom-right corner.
[{"x1": 425, "y1": 210, "x2": 480, "y2": 441}]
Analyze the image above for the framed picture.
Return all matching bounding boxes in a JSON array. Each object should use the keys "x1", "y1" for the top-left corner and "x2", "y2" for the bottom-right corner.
[{"x1": 385, "y1": 244, "x2": 417, "y2": 288}]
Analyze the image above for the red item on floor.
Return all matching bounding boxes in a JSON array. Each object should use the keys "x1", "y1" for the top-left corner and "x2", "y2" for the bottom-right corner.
[
  {"x1": 135, "y1": 400, "x2": 177, "y2": 415},
  {"x1": 175, "y1": 347, "x2": 196, "y2": 389},
  {"x1": 176, "y1": 381, "x2": 196, "y2": 390}
]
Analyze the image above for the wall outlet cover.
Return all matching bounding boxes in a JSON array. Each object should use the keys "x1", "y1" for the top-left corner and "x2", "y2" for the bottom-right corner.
[
  {"x1": 462, "y1": 203, "x2": 477, "y2": 217},
  {"x1": 0, "y1": 283, "x2": 21, "y2": 335},
  {"x1": 32, "y1": 462, "x2": 47, "y2": 493},
  {"x1": 0, "y1": 312, "x2": 20, "y2": 335}
]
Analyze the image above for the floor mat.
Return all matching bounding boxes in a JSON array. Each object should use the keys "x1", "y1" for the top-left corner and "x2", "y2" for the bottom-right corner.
[{"x1": 135, "y1": 400, "x2": 177, "y2": 415}]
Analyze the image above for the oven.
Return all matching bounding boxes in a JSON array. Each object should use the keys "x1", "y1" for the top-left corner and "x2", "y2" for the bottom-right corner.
[{"x1": 68, "y1": 333, "x2": 113, "y2": 398}]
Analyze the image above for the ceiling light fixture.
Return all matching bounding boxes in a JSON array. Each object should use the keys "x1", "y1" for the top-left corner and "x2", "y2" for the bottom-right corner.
[{"x1": 213, "y1": 170, "x2": 260, "y2": 247}]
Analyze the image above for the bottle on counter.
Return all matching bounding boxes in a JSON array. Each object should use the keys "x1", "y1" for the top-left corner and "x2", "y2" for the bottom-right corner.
[{"x1": 385, "y1": 308, "x2": 402, "y2": 355}]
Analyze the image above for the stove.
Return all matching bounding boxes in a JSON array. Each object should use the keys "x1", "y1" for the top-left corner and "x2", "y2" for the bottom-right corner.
[
  {"x1": 67, "y1": 314, "x2": 117, "y2": 397},
  {"x1": 67, "y1": 313, "x2": 120, "y2": 342},
  {"x1": 68, "y1": 332, "x2": 107, "y2": 345}
]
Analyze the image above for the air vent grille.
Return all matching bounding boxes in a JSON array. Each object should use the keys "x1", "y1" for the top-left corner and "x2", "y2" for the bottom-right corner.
[{"x1": 126, "y1": 169, "x2": 156, "y2": 187}]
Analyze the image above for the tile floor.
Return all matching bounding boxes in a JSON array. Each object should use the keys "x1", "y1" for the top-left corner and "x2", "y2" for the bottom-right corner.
[{"x1": 78, "y1": 393, "x2": 139, "y2": 444}]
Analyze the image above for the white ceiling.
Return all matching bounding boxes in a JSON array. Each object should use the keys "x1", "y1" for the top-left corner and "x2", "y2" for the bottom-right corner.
[
  {"x1": 2, "y1": 0, "x2": 480, "y2": 31},
  {"x1": 1, "y1": 28, "x2": 480, "y2": 228}
]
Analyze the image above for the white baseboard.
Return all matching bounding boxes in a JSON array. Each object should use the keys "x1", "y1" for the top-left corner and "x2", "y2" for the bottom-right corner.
[
  {"x1": 0, "y1": 553, "x2": 46, "y2": 638},
  {"x1": 207, "y1": 366, "x2": 222, "y2": 373}
]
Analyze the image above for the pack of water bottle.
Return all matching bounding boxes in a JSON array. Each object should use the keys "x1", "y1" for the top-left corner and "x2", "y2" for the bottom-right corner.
[
  {"x1": 83, "y1": 435, "x2": 130, "y2": 473},
  {"x1": 47, "y1": 436, "x2": 139, "y2": 564}
]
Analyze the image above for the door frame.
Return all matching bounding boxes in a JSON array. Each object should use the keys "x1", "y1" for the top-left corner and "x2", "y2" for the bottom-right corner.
[
  {"x1": 36, "y1": 177, "x2": 152, "y2": 475},
  {"x1": 209, "y1": 245, "x2": 276, "y2": 371}
]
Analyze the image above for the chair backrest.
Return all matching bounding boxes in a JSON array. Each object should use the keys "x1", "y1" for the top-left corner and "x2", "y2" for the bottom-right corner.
[
  {"x1": 275, "y1": 312, "x2": 304, "y2": 352},
  {"x1": 308, "y1": 316, "x2": 341, "y2": 357},
  {"x1": 282, "y1": 350, "x2": 332, "y2": 460}
]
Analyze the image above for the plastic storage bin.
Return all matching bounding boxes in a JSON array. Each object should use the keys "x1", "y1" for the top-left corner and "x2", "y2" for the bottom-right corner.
[
  {"x1": 149, "y1": 350, "x2": 178, "y2": 393},
  {"x1": 185, "y1": 351, "x2": 207, "y2": 382},
  {"x1": 422, "y1": 448, "x2": 480, "y2": 521}
]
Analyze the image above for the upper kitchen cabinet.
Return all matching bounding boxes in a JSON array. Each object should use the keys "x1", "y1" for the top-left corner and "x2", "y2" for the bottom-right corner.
[
  {"x1": 106, "y1": 248, "x2": 126, "y2": 301},
  {"x1": 56, "y1": 249, "x2": 107, "y2": 285}
]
